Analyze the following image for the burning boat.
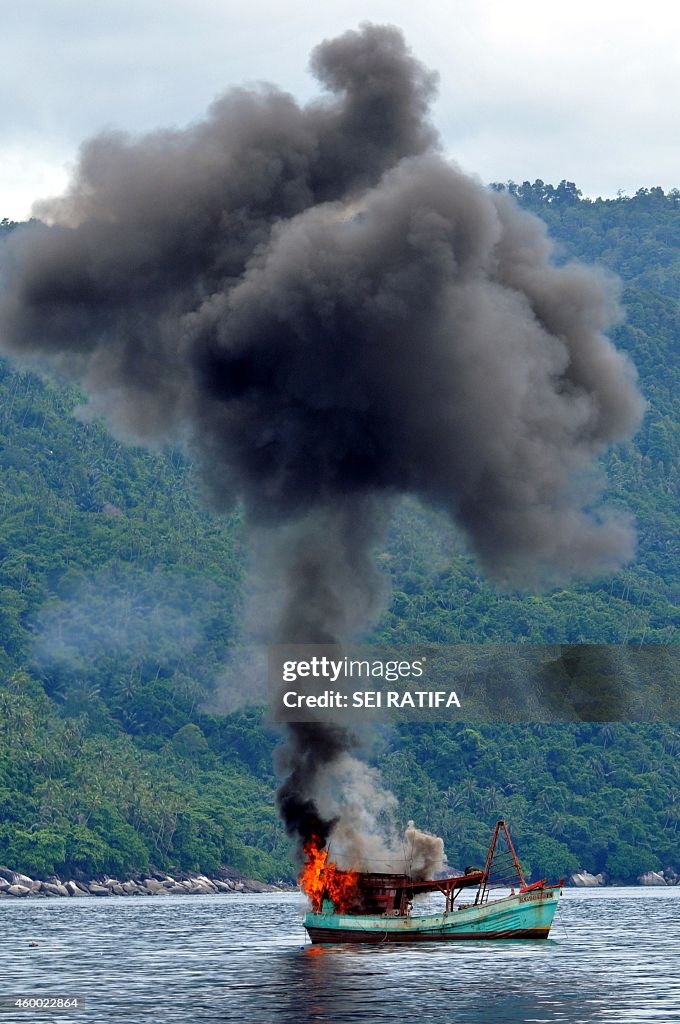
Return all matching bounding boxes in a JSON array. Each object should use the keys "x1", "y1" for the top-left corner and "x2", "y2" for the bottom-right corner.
[{"x1": 302, "y1": 819, "x2": 562, "y2": 943}]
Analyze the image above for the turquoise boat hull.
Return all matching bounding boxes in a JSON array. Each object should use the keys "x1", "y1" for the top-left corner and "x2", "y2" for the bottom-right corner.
[{"x1": 305, "y1": 886, "x2": 560, "y2": 943}]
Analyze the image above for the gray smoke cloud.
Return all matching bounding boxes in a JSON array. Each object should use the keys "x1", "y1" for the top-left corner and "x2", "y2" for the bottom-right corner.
[
  {"x1": 0, "y1": 24, "x2": 644, "y2": 863},
  {"x1": 312, "y1": 754, "x2": 446, "y2": 876}
]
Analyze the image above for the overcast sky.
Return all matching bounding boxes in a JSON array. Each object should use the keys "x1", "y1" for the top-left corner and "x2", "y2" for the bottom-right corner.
[{"x1": 3, "y1": 0, "x2": 679, "y2": 220}]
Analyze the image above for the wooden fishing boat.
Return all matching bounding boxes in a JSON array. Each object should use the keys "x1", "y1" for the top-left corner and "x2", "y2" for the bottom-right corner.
[{"x1": 303, "y1": 819, "x2": 562, "y2": 943}]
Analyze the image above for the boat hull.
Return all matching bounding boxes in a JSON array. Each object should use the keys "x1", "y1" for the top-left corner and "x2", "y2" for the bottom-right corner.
[{"x1": 305, "y1": 887, "x2": 560, "y2": 944}]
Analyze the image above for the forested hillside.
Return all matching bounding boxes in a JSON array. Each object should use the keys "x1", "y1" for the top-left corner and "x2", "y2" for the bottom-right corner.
[{"x1": 0, "y1": 188, "x2": 677, "y2": 885}]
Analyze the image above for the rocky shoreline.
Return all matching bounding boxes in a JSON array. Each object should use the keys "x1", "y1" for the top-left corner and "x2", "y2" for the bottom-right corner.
[
  {"x1": 1, "y1": 864, "x2": 677, "y2": 897},
  {"x1": 0, "y1": 865, "x2": 292, "y2": 899},
  {"x1": 570, "y1": 868, "x2": 679, "y2": 887}
]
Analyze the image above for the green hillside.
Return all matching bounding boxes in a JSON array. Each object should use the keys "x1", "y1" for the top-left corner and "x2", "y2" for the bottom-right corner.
[{"x1": 0, "y1": 190, "x2": 677, "y2": 885}]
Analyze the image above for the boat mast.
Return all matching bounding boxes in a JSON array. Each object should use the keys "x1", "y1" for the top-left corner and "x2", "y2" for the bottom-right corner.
[{"x1": 476, "y1": 819, "x2": 527, "y2": 905}]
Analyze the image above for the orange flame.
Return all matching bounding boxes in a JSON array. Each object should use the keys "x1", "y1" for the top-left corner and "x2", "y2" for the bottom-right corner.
[{"x1": 299, "y1": 836, "x2": 360, "y2": 913}]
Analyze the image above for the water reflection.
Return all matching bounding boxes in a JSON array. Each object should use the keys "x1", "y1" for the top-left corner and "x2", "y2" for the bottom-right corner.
[{"x1": 0, "y1": 889, "x2": 678, "y2": 1023}]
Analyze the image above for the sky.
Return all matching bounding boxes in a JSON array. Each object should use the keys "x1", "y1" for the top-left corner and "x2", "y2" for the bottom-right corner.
[{"x1": 2, "y1": 0, "x2": 679, "y2": 221}]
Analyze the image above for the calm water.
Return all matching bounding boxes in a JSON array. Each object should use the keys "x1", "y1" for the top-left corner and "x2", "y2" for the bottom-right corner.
[{"x1": 0, "y1": 888, "x2": 678, "y2": 1023}]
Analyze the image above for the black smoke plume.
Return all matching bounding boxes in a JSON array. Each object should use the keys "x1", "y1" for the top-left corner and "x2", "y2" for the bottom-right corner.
[{"x1": 0, "y1": 24, "x2": 644, "y2": 862}]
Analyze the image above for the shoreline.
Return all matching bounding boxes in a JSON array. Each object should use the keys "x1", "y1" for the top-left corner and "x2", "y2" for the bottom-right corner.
[
  {"x1": 0, "y1": 866, "x2": 295, "y2": 899},
  {"x1": 0, "y1": 865, "x2": 676, "y2": 898}
]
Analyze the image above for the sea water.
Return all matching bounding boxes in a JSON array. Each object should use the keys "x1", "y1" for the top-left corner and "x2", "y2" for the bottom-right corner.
[{"x1": 0, "y1": 887, "x2": 678, "y2": 1023}]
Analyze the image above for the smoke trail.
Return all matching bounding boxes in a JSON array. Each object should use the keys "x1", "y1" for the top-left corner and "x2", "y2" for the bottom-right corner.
[
  {"x1": 306, "y1": 754, "x2": 446, "y2": 876},
  {"x1": 0, "y1": 24, "x2": 644, "y2": 865}
]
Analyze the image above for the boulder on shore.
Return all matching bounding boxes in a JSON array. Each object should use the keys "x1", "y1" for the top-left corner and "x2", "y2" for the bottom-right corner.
[
  {"x1": 571, "y1": 871, "x2": 604, "y2": 887},
  {"x1": 638, "y1": 871, "x2": 666, "y2": 886},
  {"x1": 195, "y1": 875, "x2": 218, "y2": 892},
  {"x1": 65, "y1": 881, "x2": 89, "y2": 897},
  {"x1": 243, "y1": 880, "x2": 276, "y2": 893},
  {"x1": 43, "y1": 882, "x2": 69, "y2": 897},
  {"x1": 186, "y1": 880, "x2": 213, "y2": 894},
  {"x1": 142, "y1": 878, "x2": 165, "y2": 894},
  {"x1": 88, "y1": 883, "x2": 112, "y2": 896},
  {"x1": 8, "y1": 884, "x2": 31, "y2": 897}
]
